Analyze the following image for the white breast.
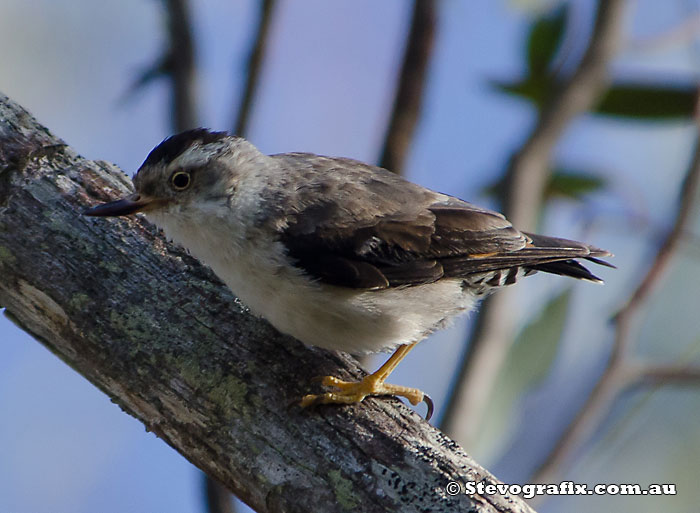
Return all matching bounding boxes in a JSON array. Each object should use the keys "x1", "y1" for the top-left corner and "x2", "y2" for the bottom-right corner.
[{"x1": 146, "y1": 208, "x2": 477, "y2": 354}]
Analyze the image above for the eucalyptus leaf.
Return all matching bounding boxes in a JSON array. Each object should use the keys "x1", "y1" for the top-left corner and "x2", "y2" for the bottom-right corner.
[
  {"x1": 493, "y1": 78, "x2": 696, "y2": 120},
  {"x1": 596, "y1": 84, "x2": 696, "y2": 120},
  {"x1": 527, "y1": 5, "x2": 567, "y2": 77},
  {"x1": 481, "y1": 167, "x2": 607, "y2": 202},
  {"x1": 546, "y1": 169, "x2": 606, "y2": 200},
  {"x1": 473, "y1": 289, "x2": 572, "y2": 461},
  {"x1": 492, "y1": 77, "x2": 548, "y2": 108}
]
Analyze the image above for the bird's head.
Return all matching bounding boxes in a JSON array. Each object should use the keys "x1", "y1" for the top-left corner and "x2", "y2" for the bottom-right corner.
[{"x1": 84, "y1": 129, "x2": 262, "y2": 218}]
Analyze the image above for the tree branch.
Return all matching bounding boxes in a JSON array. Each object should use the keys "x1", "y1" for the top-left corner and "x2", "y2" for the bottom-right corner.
[
  {"x1": 636, "y1": 364, "x2": 700, "y2": 385},
  {"x1": 441, "y1": 0, "x2": 626, "y2": 445},
  {"x1": 530, "y1": 114, "x2": 700, "y2": 486},
  {"x1": 204, "y1": 473, "x2": 236, "y2": 513},
  {"x1": 233, "y1": 0, "x2": 276, "y2": 137},
  {"x1": 0, "y1": 94, "x2": 537, "y2": 513},
  {"x1": 503, "y1": 0, "x2": 626, "y2": 228},
  {"x1": 378, "y1": 0, "x2": 436, "y2": 175},
  {"x1": 164, "y1": 0, "x2": 197, "y2": 131}
]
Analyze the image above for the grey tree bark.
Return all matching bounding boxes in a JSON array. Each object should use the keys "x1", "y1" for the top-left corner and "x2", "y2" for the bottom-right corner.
[{"x1": 0, "y1": 93, "x2": 535, "y2": 513}]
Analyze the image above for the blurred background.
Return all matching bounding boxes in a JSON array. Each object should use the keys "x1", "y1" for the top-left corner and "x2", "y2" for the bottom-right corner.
[{"x1": 1, "y1": 0, "x2": 699, "y2": 512}]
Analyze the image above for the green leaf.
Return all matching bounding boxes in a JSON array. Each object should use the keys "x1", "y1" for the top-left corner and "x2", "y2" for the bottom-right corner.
[
  {"x1": 492, "y1": 77, "x2": 549, "y2": 108},
  {"x1": 493, "y1": 78, "x2": 697, "y2": 120},
  {"x1": 527, "y1": 5, "x2": 567, "y2": 77},
  {"x1": 481, "y1": 167, "x2": 607, "y2": 202},
  {"x1": 546, "y1": 169, "x2": 607, "y2": 200},
  {"x1": 473, "y1": 290, "x2": 572, "y2": 461},
  {"x1": 596, "y1": 84, "x2": 697, "y2": 120},
  {"x1": 504, "y1": 288, "x2": 572, "y2": 384},
  {"x1": 480, "y1": 178, "x2": 501, "y2": 199}
]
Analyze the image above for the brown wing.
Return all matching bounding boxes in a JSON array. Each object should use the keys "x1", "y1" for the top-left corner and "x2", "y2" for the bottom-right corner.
[{"x1": 274, "y1": 154, "x2": 611, "y2": 289}]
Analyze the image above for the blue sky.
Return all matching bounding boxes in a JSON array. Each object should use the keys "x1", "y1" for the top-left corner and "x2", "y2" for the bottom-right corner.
[{"x1": 1, "y1": 1, "x2": 699, "y2": 512}]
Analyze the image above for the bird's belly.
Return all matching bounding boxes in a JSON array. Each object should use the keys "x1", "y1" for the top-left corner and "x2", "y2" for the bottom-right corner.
[
  {"x1": 154, "y1": 216, "x2": 476, "y2": 353},
  {"x1": 221, "y1": 264, "x2": 476, "y2": 354}
]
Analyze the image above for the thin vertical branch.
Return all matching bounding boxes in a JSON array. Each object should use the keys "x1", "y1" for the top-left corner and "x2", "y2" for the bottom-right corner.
[
  {"x1": 441, "y1": 0, "x2": 626, "y2": 445},
  {"x1": 504, "y1": 0, "x2": 626, "y2": 229},
  {"x1": 233, "y1": 0, "x2": 277, "y2": 136},
  {"x1": 204, "y1": 473, "x2": 236, "y2": 513},
  {"x1": 530, "y1": 112, "x2": 700, "y2": 485},
  {"x1": 379, "y1": 0, "x2": 437, "y2": 175},
  {"x1": 163, "y1": 0, "x2": 197, "y2": 131}
]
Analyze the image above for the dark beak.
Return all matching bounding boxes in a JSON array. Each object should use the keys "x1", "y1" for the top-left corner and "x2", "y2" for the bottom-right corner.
[{"x1": 83, "y1": 193, "x2": 151, "y2": 217}]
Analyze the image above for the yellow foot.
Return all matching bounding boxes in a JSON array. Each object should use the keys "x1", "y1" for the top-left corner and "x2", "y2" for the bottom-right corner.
[{"x1": 300, "y1": 375, "x2": 434, "y2": 420}]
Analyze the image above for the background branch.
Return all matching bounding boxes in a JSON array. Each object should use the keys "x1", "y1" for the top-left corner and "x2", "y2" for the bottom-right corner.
[
  {"x1": 0, "y1": 94, "x2": 536, "y2": 513},
  {"x1": 530, "y1": 117, "x2": 700, "y2": 486},
  {"x1": 204, "y1": 474, "x2": 236, "y2": 513},
  {"x1": 378, "y1": 0, "x2": 436, "y2": 175},
  {"x1": 163, "y1": 0, "x2": 197, "y2": 131},
  {"x1": 233, "y1": 0, "x2": 276, "y2": 136},
  {"x1": 441, "y1": 0, "x2": 626, "y2": 445},
  {"x1": 636, "y1": 364, "x2": 700, "y2": 385}
]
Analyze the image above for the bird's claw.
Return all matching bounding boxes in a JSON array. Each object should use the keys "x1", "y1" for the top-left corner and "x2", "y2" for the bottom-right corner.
[
  {"x1": 422, "y1": 393, "x2": 434, "y2": 421},
  {"x1": 300, "y1": 374, "x2": 434, "y2": 421}
]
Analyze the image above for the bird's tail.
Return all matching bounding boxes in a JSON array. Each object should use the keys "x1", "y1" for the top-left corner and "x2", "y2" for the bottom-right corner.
[
  {"x1": 523, "y1": 233, "x2": 614, "y2": 283},
  {"x1": 441, "y1": 232, "x2": 613, "y2": 283}
]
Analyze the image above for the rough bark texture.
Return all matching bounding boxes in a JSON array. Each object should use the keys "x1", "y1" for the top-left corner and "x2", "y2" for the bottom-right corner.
[{"x1": 0, "y1": 93, "x2": 535, "y2": 513}]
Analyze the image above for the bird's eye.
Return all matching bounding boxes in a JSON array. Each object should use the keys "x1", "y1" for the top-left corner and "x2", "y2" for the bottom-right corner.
[{"x1": 170, "y1": 171, "x2": 191, "y2": 191}]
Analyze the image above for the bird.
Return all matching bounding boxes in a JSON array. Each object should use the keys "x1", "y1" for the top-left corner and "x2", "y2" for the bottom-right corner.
[{"x1": 84, "y1": 128, "x2": 613, "y2": 420}]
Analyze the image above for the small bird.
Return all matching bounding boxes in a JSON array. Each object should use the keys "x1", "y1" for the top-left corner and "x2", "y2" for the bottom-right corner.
[{"x1": 85, "y1": 129, "x2": 612, "y2": 420}]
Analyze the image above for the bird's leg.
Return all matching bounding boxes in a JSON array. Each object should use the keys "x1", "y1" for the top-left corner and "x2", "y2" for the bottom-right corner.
[{"x1": 300, "y1": 342, "x2": 434, "y2": 419}]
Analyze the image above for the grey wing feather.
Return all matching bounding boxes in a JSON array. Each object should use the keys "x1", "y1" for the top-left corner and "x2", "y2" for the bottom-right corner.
[{"x1": 273, "y1": 154, "x2": 611, "y2": 289}]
